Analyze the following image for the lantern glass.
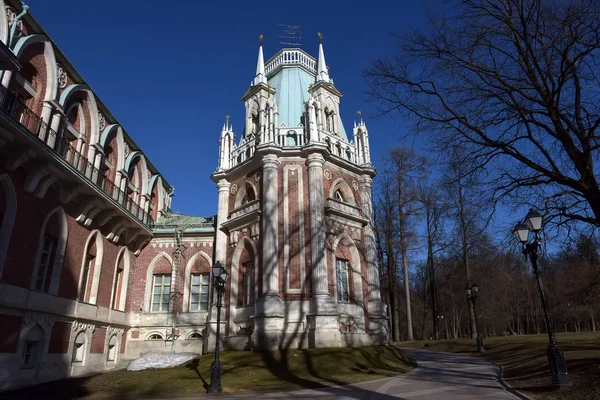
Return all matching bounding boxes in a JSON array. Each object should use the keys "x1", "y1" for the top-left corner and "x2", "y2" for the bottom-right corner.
[
  {"x1": 212, "y1": 261, "x2": 224, "y2": 279},
  {"x1": 513, "y1": 223, "x2": 530, "y2": 243},
  {"x1": 526, "y1": 209, "x2": 543, "y2": 232},
  {"x1": 472, "y1": 284, "x2": 479, "y2": 294}
]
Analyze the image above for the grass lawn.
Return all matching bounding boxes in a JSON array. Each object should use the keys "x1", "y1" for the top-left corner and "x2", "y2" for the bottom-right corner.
[
  {"x1": 399, "y1": 332, "x2": 600, "y2": 400},
  {"x1": 4, "y1": 345, "x2": 415, "y2": 399}
]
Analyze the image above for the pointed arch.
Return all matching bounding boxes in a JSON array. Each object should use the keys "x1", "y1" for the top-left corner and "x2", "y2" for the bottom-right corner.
[
  {"x1": 329, "y1": 178, "x2": 356, "y2": 205},
  {"x1": 59, "y1": 84, "x2": 100, "y2": 145},
  {"x1": 182, "y1": 250, "x2": 212, "y2": 312},
  {"x1": 234, "y1": 181, "x2": 258, "y2": 209},
  {"x1": 124, "y1": 151, "x2": 149, "y2": 197},
  {"x1": 30, "y1": 206, "x2": 68, "y2": 295},
  {"x1": 99, "y1": 124, "x2": 126, "y2": 171},
  {"x1": 0, "y1": 173, "x2": 17, "y2": 280},
  {"x1": 109, "y1": 247, "x2": 131, "y2": 311},
  {"x1": 229, "y1": 237, "x2": 258, "y2": 331},
  {"x1": 331, "y1": 233, "x2": 364, "y2": 307},
  {"x1": 78, "y1": 230, "x2": 104, "y2": 304},
  {"x1": 143, "y1": 252, "x2": 173, "y2": 312},
  {"x1": 13, "y1": 34, "x2": 58, "y2": 102}
]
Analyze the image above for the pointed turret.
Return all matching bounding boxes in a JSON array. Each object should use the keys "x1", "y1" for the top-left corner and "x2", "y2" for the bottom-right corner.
[
  {"x1": 254, "y1": 34, "x2": 267, "y2": 85},
  {"x1": 316, "y1": 32, "x2": 330, "y2": 83}
]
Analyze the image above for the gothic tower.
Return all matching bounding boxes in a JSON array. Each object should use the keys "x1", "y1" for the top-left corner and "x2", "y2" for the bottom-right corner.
[{"x1": 209, "y1": 35, "x2": 388, "y2": 350}]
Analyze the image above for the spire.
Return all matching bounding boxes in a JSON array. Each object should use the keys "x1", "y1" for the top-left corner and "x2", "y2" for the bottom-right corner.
[
  {"x1": 254, "y1": 34, "x2": 267, "y2": 85},
  {"x1": 317, "y1": 32, "x2": 330, "y2": 83}
]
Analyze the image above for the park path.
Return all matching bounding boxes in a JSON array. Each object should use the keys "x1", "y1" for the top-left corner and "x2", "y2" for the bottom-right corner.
[{"x1": 175, "y1": 348, "x2": 523, "y2": 400}]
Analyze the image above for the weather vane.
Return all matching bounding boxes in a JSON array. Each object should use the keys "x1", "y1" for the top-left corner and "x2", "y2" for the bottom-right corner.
[
  {"x1": 318, "y1": 32, "x2": 323, "y2": 43},
  {"x1": 259, "y1": 34, "x2": 263, "y2": 44}
]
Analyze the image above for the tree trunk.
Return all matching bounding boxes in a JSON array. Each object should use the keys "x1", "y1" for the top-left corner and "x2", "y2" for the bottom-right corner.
[{"x1": 398, "y1": 177, "x2": 414, "y2": 341}]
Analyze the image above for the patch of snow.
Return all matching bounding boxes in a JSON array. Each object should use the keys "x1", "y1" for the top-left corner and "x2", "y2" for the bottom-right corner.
[{"x1": 127, "y1": 352, "x2": 198, "y2": 371}]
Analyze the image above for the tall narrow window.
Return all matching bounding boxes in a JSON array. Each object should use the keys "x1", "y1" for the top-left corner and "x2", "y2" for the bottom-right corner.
[
  {"x1": 107, "y1": 335, "x2": 117, "y2": 362},
  {"x1": 243, "y1": 263, "x2": 255, "y2": 306},
  {"x1": 72, "y1": 332, "x2": 86, "y2": 364},
  {"x1": 151, "y1": 274, "x2": 171, "y2": 312},
  {"x1": 34, "y1": 236, "x2": 56, "y2": 291},
  {"x1": 111, "y1": 265, "x2": 123, "y2": 309},
  {"x1": 22, "y1": 326, "x2": 44, "y2": 368},
  {"x1": 336, "y1": 259, "x2": 349, "y2": 302},
  {"x1": 190, "y1": 273, "x2": 209, "y2": 311},
  {"x1": 78, "y1": 254, "x2": 94, "y2": 302}
]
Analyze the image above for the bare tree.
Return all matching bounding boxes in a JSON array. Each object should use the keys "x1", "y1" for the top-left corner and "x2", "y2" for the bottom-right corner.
[{"x1": 366, "y1": 0, "x2": 600, "y2": 228}]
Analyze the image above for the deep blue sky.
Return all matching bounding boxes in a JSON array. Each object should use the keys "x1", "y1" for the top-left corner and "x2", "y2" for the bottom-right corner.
[{"x1": 26, "y1": 0, "x2": 436, "y2": 217}]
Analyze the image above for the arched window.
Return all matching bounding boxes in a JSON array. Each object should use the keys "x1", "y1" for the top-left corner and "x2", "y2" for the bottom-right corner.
[
  {"x1": 78, "y1": 231, "x2": 103, "y2": 304},
  {"x1": 243, "y1": 262, "x2": 255, "y2": 306},
  {"x1": 31, "y1": 207, "x2": 67, "y2": 294},
  {"x1": 107, "y1": 335, "x2": 117, "y2": 362},
  {"x1": 22, "y1": 326, "x2": 44, "y2": 368},
  {"x1": 241, "y1": 184, "x2": 256, "y2": 204},
  {"x1": 111, "y1": 249, "x2": 127, "y2": 310},
  {"x1": 72, "y1": 332, "x2": 86, "y2": 364},
  {"x1": 187, "y1": 332, "x2": 202, "y2": 340},
  {"x1": 146, "y1": 333, "x2": 163, "y2": 341},
  {"x1": 251, "y1": 113, "x2": 259, "y2": 134},
  {"x1": 333, "y1": 190, "x2": 344, "y2": 202},
  {"x1": 286, "y1": 130, "x2": 297, "y2": 146},
  {"x1": 336, "y1": 259, "x2": 350, "y2": 302}
]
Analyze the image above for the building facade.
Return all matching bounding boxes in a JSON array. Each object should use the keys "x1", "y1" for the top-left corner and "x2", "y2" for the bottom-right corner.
[{"x1": 0, "y1": 1, "x2": 387, "y2": 392}]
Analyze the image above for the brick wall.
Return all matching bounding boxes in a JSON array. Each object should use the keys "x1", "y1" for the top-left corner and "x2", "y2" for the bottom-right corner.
[
  {"x1": 0, "y1": 314, "x2": 22, "y2": 352},
  {"x1": 90, "y1": 327, "x2": 106, "y2": 354},
  {"x1": 48, "y1": 322, "x2": 71, "y2": 354}
]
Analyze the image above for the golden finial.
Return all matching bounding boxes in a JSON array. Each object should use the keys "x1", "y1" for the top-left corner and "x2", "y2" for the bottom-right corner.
[
  {"x1": 226, "y1": 115, "x2": 230, "y2": 120},
  {"x1": 357, "y1": 111, "x2": 361, "y2": 115},
  {"x1": 259, "y1": 34, "x2": 264, "y2": 43},
  {"x1": 318, "y1": 32, "x2": 323, "y2": 42}
]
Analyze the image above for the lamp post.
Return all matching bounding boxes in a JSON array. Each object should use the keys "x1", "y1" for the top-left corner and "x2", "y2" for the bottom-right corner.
[
  {"x1": 467, "y1": 284, "x2": 484, "y2": 352},
  {"x1": 207, "y1": 261, "x2": 229, "y2": 393},
  {"x1": 513, "y1": 209, "x2": 569, "y2": 389}
]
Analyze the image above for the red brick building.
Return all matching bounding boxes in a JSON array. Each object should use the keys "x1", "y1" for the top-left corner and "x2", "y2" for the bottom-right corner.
[{"x1": 0, "y1": 2, "x2": 387, "y2": 391}]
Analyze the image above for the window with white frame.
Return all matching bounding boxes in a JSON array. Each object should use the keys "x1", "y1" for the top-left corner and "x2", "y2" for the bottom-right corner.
[
  {"x1": 243, "y1": 263, "x2": 255, "y2": 306},
  {"x1": 190, "y1": 273, "x2": 209, "y2": 311},
  {"x1": 333, "y1": 190, "x2": 344, "y2": 202},
  {"x1": 111, "y1": 264, "x2": 124, "y2": 310},
  {"x1": 151, "y1": 274, "x2": 171, "y2": 312},
  {"x1": 34, "y1": 236, "x2": 56, "y2": 292},
  {"x1": 72, "y1": 332, "x2": 86, "y2": 364},
  {"x1": 187, "y1": 332, "x2": 202, "y2": 340},
  {"x1": 336, "y1": 259, "x2": 349, "y2": 302},
  {"x1": 22, "y1": 326, "x2": 44, "y2": 368},
  {"x1": 78, "y1": 254, "x2": 94, "y2": 302},
  {"x1": 146, "y1": 333, "x2": 163, "y2": 341},
  {"x1": 107, "y1": 335, "x2": 117, "y2": 362}
]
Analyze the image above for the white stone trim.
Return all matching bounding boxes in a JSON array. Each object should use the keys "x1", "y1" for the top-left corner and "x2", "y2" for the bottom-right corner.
[
  {"x1": 229, "y1": 237, "x2": 259, "y2": 334},
  {"x1": 328, "y1": 177, "x2": 356, "y2": 205},
  {"x1": 108, "y1": 247, "x2": 131, "y2": 312},
  {"x1": 182, "y1": 251, "x2": 212, "y2": 312},
  {"x1": 77, "y1": 230, "x2": 104, "y2": 304},
  {"x1": 283, "y1": 165, "x2": 306, "y2": 294},
  {"x1": 331, "y1": 234, "x2": 364, "y2": 308},
  {"x1": 29, "y1": 206, "x2": 68, "y2": 295},
  {"x1": 0, "y1": 173, "x2": 17, "y2": 280},
  {"x1": 143, "y1": 252, "x2": 173, "y2": 312}
]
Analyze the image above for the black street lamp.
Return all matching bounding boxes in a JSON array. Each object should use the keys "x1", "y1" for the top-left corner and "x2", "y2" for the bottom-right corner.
[
  {"x1": 207, "y1": 261, "x2": 229, "y2": 393},
  {"x1": 513, "y1": 209, "x2": 569, "y2": 389},
  {"x1": 467, "y1": 283, "x2": 484, "y2": 353}
]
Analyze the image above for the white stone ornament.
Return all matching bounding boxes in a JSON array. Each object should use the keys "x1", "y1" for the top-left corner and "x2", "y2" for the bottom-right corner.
[
  {"x1": 98, "y1": 111, "x2": 106, "y2": 131},
  {"x1": 255, "y1": 172, "x2": 261, "y2": 182},
  {"x1": 230, "y1": 184, "x2": 238, "y2": 195},
  {"x1": 6, "y1": 7, "x2": 23, "y2": 40},
  {"x1": 324, "y1": 169, "x2": 332, "y2": 180},
  {"x1": 352, "y1": 181, "x2": 358, "y2": 190},
  {"x1": 56, "y1": 64, "x2": 68, "y2": 89}
]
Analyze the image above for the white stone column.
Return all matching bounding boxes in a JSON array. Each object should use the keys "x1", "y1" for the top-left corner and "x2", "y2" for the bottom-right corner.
[
  {"x1": 360, "y1": 174, "x2": 388, "y2": 344},
  {"x1": 306, "y1": 153, "x2": 328, "y2": 295},
  {"x1": 261, "y1": 154, "x2": 280, "y2": 296},
  {"x1": 214, "y1": 179, "x2": 230, "y2": 268},
  {"x1": 359, "y1": 175, "x2": 381, "y2": 302},
  {"x1": 39, "y1": 102, "x2": 53, "y2": 142}
]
